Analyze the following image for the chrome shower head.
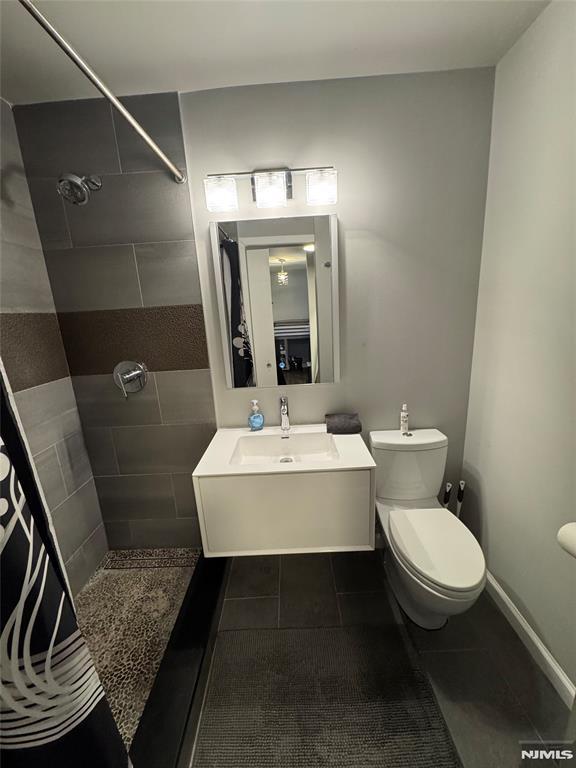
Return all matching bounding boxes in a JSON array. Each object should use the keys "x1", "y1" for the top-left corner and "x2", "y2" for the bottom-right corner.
[{"x1": 56, "y1": 173, "x2": 102, "y2": 205}]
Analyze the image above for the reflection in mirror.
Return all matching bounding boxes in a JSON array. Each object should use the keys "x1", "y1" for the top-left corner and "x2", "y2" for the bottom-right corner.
[{"x1": 210, "y1": 216, "x2": 338, "y2": 389}]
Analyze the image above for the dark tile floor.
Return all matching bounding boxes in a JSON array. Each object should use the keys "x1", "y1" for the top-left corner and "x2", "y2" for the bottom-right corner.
[
  {"x1": 218, "y1": 552, "x2": 574, "y2": 768},
  {"x1": 404, "y1": 586, "x2": 575, "y2": 767},
  {"x1": 220, "y1": 551, "x2": 389, "y2": 631}
]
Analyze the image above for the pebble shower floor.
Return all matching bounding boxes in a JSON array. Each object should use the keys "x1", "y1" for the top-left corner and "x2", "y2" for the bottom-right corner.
[{"x1": 75, "y1": 548, "x2": 200, "y2": 747}]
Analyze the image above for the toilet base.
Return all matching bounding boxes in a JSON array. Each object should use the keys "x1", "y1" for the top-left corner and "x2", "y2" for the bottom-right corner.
[{"x1": 385, "y1": 556, "x2": 448, "y2": 629}]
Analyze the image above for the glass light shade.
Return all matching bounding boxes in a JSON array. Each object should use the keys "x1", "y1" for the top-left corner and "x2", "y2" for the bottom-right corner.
[
  {"x1": 306, "y1": 168, "x2": 338, "y2": 206},
  {"x1": 253, "y1": 171, "x2": 288, "y2": 208},
  {"x1": 204, "y1": 176, "x2": 238, "y2": 212},
  {"x1": 303, "y1": 243, "x2": 315, "y2": 253}
]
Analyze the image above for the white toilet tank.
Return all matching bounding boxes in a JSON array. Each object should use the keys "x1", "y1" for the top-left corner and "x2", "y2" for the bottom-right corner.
[{"x1": 369, "y1": 429, "x2": 448, "y2": 501}]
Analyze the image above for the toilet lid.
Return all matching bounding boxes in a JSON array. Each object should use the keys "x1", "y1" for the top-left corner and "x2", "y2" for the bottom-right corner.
[{"x1": 389, "y1": 508, "x2": 485, "y2": 592}]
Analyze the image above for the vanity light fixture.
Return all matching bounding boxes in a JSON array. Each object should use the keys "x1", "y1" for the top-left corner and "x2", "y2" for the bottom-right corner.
[
  {"x1": 203, "y1": 167, "x2": 336, "y2": 211},
  {"x1": 203, "y1": 175, "x2": 238, "y2": 212},
  {"x1": 252, "y1": 170, "x2": 290, "y2": 208},
  {"x1": 306, "y1": 168, "x2": 338, "y2": 206},
  {"x1": 277, "y1": 259, "x2": 289, "y2": 286}
]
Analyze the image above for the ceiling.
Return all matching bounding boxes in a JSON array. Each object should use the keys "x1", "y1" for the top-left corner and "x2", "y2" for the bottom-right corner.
[{"x1": 1, "y1": 0, "x2": 547, "y2": 105}]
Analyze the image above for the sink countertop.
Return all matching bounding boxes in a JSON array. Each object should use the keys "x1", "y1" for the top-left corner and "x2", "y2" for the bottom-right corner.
[{"x1": 193, "y1": 424, "x2": 376, "y2": 478}]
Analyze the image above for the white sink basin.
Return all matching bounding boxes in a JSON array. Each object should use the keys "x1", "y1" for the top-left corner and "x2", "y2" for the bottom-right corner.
[
  {"x1": 194, "y1": 424, "x2": 373, "y2": 476},
  {"x1": 230, "y1": 431, "x2": 339, "y2": 466},
  {"x1": 193, "y1": 424, "x2": 376, "y2": 557}
]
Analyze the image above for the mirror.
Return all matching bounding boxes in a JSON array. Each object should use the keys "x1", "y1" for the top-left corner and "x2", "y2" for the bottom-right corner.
[{"x1": 210, "y1": 215, "x2": 339, "y2": 388}]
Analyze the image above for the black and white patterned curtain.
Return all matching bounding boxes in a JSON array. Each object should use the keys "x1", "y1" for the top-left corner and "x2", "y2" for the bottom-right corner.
[{"x1": 0, "y1": 372, "x2": 127, "y2": 768}]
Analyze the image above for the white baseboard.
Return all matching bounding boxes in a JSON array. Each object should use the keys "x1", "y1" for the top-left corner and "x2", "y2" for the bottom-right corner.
[{"x1": 486, "y1": 572, "x2": 575, "y2": 709}]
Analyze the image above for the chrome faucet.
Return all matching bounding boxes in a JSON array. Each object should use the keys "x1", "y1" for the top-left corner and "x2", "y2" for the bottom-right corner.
[{"x1": 280, "y1": 396, "x2": 290, "y2": 437}]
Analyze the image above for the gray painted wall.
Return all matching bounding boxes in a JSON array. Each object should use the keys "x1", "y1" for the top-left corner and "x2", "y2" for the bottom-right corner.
[
  {"x1": 1, "y1": 97, "x2": 106, "y2": 594},
  {"x1": 180, "y1": 68, "x2": 495, "y2": 483},
  {"x1": 463, "y1": 3, "x2": 576, "y2": 683},
  {"x1": 270, "y1": 263, "x2": 309, "y2": 322}
]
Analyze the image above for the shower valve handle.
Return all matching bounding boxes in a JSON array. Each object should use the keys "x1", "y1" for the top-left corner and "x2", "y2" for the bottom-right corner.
[{"x1": 113, "y1": 361, "x2": 148, "y2": 398}]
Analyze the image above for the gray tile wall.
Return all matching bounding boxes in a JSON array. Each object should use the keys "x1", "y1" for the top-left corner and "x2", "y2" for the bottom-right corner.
[
  {"x1": 12, "y1": 377, "x2": 107, "y2": 595},
  {"x1": 13, "y1": 92, "x2": 216, "y2": 550},
  {"x1": 1, "y1": 97, "x2": 106, "y2": 594},
  {"x1": 76, "y1": 369, "x2": 214, "y2": 548},
  {"x1": 13, "y1": 93, "x2": 195, "y2": 256}
]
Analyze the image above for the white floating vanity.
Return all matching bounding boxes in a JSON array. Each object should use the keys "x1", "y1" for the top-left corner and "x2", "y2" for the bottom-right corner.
[{"x1": 193, "y1": 425, "x2": 376, "y2": 557}]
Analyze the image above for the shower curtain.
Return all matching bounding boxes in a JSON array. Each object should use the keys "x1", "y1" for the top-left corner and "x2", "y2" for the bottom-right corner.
[
  {"x1": 0, "y1": 371, "x2": 127, "y2": 768},
  {"x1": 221, "y1": 238, "x2": 254, "y2": 387}
]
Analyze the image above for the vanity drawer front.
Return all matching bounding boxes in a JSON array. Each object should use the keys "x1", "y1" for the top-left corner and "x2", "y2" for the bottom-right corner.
[{"x1": 195, "y1": 469, "x2": 374, "y2": 556}]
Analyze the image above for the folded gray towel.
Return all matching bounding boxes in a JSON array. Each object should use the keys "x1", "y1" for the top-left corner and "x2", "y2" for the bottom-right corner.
[{"x1": 325, "y1": 413, "x2": 362, "y2": 434}]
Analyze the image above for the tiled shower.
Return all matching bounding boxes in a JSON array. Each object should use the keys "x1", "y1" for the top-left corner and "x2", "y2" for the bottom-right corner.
[{"x1": 1, "y1": 92, "x2": 216, "y2": 594}]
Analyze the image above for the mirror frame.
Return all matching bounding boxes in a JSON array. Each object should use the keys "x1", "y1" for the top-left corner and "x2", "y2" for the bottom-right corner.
[{"x1": 209, "y1": 214, "x2": 340, "y2": 389}]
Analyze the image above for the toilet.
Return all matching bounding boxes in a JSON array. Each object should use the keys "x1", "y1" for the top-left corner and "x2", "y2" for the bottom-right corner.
[{"x1": 370, "y1": 429, "x2": 486, "y2": 630}]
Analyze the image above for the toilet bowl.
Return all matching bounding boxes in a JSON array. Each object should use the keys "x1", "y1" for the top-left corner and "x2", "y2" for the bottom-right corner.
[
  {"x1": 377, "y1": 500, "x2": 485, "y2": 629},
  {"x1": 370, "y1": 429, "x2": 486, "y2": 630}
]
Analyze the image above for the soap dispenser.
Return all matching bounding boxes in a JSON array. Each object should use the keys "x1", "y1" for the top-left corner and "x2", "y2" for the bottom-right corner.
[
  {"x1": 248, "y1": 400, "x2": 264, "y2": 431},
  {"x1": 400, "y1": 403, "x2": 409, "y2": 435}
]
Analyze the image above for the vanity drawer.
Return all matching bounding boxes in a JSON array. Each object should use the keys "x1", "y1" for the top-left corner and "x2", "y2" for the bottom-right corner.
[{"x1": 194, "y1": 469, "x2": 374, "y2": 557}]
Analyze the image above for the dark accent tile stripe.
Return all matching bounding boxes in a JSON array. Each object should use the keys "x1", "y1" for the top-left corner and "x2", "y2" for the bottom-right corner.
[
  {"x1": 58, "y1": 304, "x2": 209, "y2": 375},
  {"x1": 0, "y1": 312, "x2": 69, "y2": 391}
]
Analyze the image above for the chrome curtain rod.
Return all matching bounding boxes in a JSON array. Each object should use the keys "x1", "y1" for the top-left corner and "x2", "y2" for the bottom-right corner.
[
  {"x1": 18, "y1": 0, "x2": 186, "y2": 184},
  {"x1": 218, "y1": 225, "x2": 235, "y2": 242}
]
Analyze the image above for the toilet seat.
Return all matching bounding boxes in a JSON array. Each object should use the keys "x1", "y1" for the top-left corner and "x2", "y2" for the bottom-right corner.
[{"x1": 388, "y1": 507, "x2": 485, "y2": 595}]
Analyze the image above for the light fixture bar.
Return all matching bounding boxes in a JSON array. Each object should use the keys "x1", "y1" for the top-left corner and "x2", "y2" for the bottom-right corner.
[
  {"x1": 203, "y1": 166, "x2": 337, "y2": 211},
  {"x1": 205, "y1": 166, "x2": 334, "y2": 180}
]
